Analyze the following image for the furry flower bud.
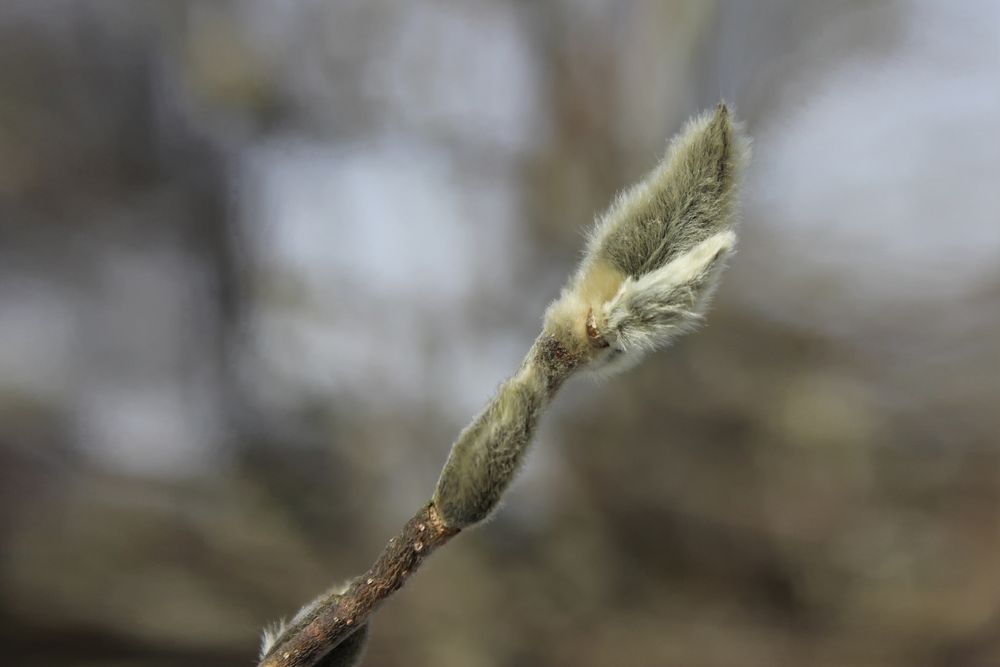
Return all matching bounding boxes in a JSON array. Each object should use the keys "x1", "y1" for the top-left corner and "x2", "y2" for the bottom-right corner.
[
  {"x1": 433, "y1": 104, "x2": 749, "y2": 530},
  {"x1": 544, "y1": 103, "x2": 749, "y2": 372}
]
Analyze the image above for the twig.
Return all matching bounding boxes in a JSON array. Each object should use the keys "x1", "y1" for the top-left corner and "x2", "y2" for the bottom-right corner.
[
  {"x1": 256, "y1": 103, "x2": 749, "y2": 667},
  {"x1": 259, "y1": 503, "x2": 458, "y2": 667}
]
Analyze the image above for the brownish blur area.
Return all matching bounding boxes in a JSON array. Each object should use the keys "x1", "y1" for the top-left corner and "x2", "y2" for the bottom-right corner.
[{"x1": 2, "y1": 2, "x2": 999, "y2": 666}]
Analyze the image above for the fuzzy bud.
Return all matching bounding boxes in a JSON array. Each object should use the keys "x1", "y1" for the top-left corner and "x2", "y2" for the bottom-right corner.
[
  {"x1": 544, "y1": 103, "x2": 749, "y2": 373},
  {"x1": 433, "y1": 104, "x2": 748, "y2": 529},
  {"x1": 433, "y1": 355, "x2": 551, "y2": 528}
]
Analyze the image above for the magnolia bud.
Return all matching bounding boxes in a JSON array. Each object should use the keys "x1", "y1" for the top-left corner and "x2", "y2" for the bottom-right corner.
[
  {"x1": 545, "y1": 103, "x2": 749, "y2": 373},
  {"x1": 433, "y1": 104, "x2": 749, "y2": 529}
]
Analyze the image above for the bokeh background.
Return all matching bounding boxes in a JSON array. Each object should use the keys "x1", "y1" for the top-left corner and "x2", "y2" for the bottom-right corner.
[{"x1": 2, "y1": 1, "x2": 999, "y2": 666}]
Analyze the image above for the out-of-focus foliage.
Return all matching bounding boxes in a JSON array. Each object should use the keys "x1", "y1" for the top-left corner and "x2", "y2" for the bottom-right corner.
[{"x1": 1, "y1": 2, "x2": 998, "y2": 666}]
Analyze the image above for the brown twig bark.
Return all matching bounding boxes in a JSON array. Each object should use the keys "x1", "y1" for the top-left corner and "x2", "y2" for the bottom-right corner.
[{"x1": 258, "y1": 502, "x2": 459, "y2": 667}]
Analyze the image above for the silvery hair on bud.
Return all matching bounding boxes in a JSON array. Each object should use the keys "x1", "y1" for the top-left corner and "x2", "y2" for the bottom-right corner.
[
  {"x1": 545, "y1": 103, "x2": 750, "y2": 374},
  {"x1": 434, "y1": 103, "x2": 749, "y2": 531}
]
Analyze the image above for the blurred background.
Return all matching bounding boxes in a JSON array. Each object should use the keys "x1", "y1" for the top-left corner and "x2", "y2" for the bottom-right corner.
[{"x1": 1, "y1": 1, "x2": 999, "y2": 666}]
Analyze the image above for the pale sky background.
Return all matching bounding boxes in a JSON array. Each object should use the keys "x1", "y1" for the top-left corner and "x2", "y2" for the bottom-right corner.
[{"x1": 0, "y1": 0, "x2": 997, "y2": 475}]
